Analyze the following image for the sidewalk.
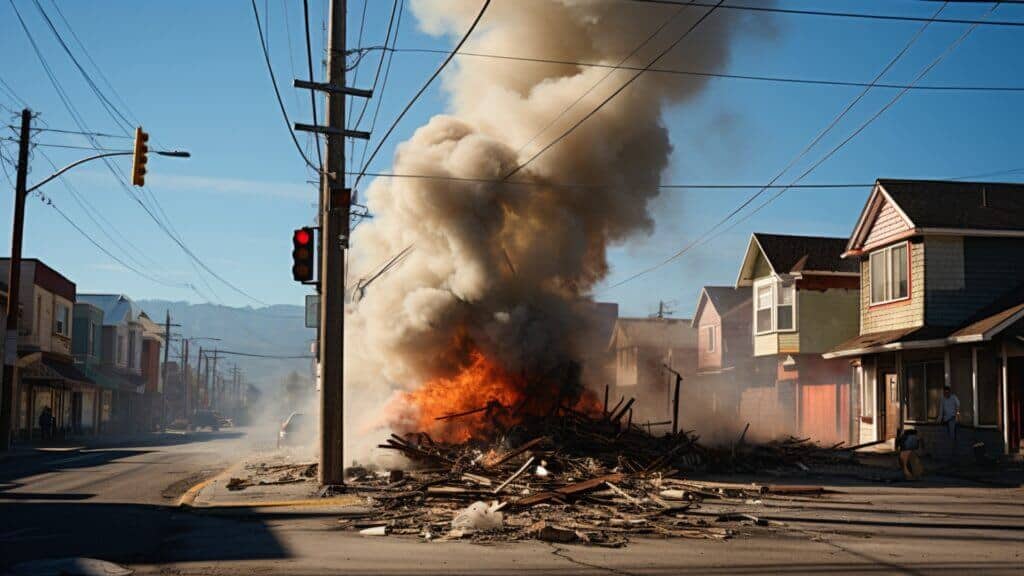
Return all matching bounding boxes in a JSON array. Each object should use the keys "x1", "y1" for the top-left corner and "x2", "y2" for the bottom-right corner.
[{"x1": 183, "y1": 449, "x2": 362, "y2": 509}]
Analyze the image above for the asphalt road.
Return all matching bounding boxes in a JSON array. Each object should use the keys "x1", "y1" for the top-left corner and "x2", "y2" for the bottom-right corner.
[{"x1": 2, "y1": 430, "x2": 1023, "y2": 575}]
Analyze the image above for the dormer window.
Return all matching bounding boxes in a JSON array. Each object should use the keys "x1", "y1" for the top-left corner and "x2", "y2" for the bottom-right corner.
[
  {"x1": 869, "y1": 242, "x2": 909, "y2": 305},
  {"x1": 754, "y1": 278, "x2": 796, "y2": 334}
]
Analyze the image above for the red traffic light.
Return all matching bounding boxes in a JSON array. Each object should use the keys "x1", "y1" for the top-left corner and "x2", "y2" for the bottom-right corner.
[{"x1": 292, "y1": 227, "x2": 315, "y2": 282}]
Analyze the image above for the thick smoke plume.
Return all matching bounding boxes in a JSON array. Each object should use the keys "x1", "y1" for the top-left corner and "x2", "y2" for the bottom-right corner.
[{"x1": 345, "y1": 0, "x2": 758, "y2": 450}]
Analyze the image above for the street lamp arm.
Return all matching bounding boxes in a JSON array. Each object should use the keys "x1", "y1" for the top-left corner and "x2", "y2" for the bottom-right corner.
[
  {"x1": 25, "y1": 149, "x2": 190, "y2": 195},
  {"x1": 26, "y1": 151, "x2": 131, "y2": 195}
]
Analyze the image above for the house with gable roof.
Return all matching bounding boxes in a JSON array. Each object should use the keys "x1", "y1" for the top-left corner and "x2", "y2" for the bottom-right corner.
[
  {"x1": 735, "y1": 233, "x2": 860, "y2": 443},
  {"x1": 825, "y1": 179, "x2": 1024, "y2": 457}
]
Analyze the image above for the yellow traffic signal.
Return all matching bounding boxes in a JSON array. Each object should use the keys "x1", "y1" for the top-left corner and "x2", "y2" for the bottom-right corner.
[{"x1": 131, "y1": 127, "x2": 149, "y2": 186}]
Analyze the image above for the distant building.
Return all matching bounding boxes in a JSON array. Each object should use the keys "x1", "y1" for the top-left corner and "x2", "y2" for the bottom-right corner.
[
  {"x1": 608, "y1": 317, "x2": 697, "y2": 425},
  {"x1": 77, "y1": 294, "x2": 146, "y2": 433},
  {"x1": 690, "y1": 286, "x2": 752, "y2": 422},
  {"x1": 0, "y1": 259, "x2": 95, "y2": 439}
]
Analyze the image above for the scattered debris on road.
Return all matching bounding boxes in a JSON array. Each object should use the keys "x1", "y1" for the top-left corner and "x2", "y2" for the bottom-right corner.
[{"x1": 335, "y1": 408, "x2": 852, "y2": 546}]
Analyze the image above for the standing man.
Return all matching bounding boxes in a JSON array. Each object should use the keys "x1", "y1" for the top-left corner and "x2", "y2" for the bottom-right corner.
[{"x1": 938, "y1": 385, "x2": 960, "y2": 459}]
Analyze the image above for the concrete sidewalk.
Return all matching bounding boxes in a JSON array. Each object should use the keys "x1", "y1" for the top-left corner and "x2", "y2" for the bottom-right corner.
[{"x1": 184, "y1": 449, "x2": 361, "y2": 509}]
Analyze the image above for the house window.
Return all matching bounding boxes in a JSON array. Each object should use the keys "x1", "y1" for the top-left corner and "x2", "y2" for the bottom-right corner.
[
  {"x1": 705, "y1": 325, "x2": 716, "y2": 353},
  {"x1": 776, "y1": 282, "x2": 795, "y2": 331},
  {"x1": 755, "y1": 279, "x2": 796, "y2": 334},
  {"x1": 869, "y1": 242, "x2": 909, "y2": 305},
  {"x1": 905, "y1": 361, "x2": 944, "y2": 422},
  {"x1": 54, "y1": 303, "x2": 70, "y2": 337},
  {"x1": 756, "y1": 284, "x2": 773, "y2": 334}
]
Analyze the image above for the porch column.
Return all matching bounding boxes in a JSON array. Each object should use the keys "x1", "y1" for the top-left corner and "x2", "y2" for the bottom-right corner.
[{"x1": 1002, "y1": 341, "x2": 1010, "y2": 454}]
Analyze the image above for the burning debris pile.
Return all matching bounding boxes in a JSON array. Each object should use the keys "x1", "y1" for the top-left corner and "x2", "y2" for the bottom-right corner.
[{"x1": 337, "y1": 404, "x2": 854, "y2": 545}]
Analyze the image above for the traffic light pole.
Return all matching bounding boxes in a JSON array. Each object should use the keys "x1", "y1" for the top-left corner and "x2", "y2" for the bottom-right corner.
[
  {"x1": 319, "y1": 0, "x2": 348, "y2": 486},
  {"x1": 1, "y1": 110, "x2": 32, "y2": 451}
]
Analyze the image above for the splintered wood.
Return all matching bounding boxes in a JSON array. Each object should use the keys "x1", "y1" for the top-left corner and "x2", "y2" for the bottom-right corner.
[{"x1": 345, "y1": 411, "x2": 850, "y2": 546}]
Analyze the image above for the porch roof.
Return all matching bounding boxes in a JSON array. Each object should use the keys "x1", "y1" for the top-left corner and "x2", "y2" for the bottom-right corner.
[
  {"x1": 825, "y1": 284, "x2": 1024, "y2": 358},
  {"x1": 20, "y1": 356, "x2": 94, "y2": 386}
]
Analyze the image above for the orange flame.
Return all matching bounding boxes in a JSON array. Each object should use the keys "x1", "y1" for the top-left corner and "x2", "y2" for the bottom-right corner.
[{"x1": 392, "y1": 350, "x2": 525, "y2": 443}]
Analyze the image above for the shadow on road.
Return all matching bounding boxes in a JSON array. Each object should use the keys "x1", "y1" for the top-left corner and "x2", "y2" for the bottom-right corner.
[{"x1": 0, "y1": 501, "x2": 288, "y2": 570}]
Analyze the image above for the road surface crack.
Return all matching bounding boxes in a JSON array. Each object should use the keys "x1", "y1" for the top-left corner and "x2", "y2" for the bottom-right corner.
[{"x1": 548, "y1": 542, "x2": 638, "y2": 576}]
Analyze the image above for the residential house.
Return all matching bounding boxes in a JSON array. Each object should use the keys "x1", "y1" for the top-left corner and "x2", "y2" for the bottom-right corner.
[
  {"x1": 825, "y1": 179, "x2": 1024, "y2": 457},
  {"x1": 608, "y1": 317, "x2": 697, "y2": 426},
  {"x1": 138, "y1": 312, "x2": 166, "y2": 430},
  {"x1": 0, "y1": 258, "x2": 95, "y2": 439},
  {"x1": 77, "y1": 294, "x2": 146, "y2": 433},
  {"x1": 71, "y1": 301, "x2": 104, "y2": 434},
  {"x1": 735, "y1": 233, "x2": 860, "y2": 443},
  {"x1": 690, "y1": 286, "x2": 752, "y2": 422}
]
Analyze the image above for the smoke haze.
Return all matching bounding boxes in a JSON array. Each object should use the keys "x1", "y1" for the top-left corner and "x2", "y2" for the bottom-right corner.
[{"x1": 344, "y1": 0, "x2": 764, "y2": 454}]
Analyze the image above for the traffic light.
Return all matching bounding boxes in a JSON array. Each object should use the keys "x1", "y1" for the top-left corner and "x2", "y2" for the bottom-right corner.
[
  {"x1": 131, "y1": 127, "x2": 149, "y2": 186},
  {"x1": 292, "y1": 227, "x2": 315, "y2": 282}
]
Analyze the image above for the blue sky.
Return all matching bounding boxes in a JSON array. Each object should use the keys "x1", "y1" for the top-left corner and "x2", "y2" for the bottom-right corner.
[{"x1": 1, "y1": 0, "x2": 1022, "y2": 317}]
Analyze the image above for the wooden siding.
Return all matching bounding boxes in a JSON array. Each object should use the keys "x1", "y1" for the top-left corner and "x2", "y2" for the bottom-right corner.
[
  {"x1": 864, "y1": 200, "x2": 911, "y2": 248},
  {"x1": 798, "y1": 287, "x2": 859, "y2": 354},
  {"x1": 778, "y1": 332, "x2": 800, "y2": 354},
  {"x1": 696, "y1": 303, "x2": 722, "y2": 371},
  {"x1": 925, "y1": 236, "x2": 1024, "y2": 327},
  {"x1": 861, "y1": 240, "x2": 924, "y2": 334},
  {"x1": 754, "y1": 332, "x2": 778, "y2": 356}
]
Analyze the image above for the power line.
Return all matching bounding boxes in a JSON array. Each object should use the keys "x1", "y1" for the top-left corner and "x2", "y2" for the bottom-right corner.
[
  {"x1": 515, "y1": 1, "x2": 690, "y2": 159},
  {"x1": 302, "y1": 0, "x2": 324, "y2": 170},
  {"x1": 601, "y1": 2, "x2": 995, "y2": 293},
  {"x1": 35, "y1": 192, "x2": 189, "y2": 289},
  {"x1": 0, "y1": 76, "x2": 28, "y2": 108},
  {"x1": 250, "y1": 0, "x2": 321, "y2": 173},
  {"x1": 19, "y1": 126, "x2": 135, "y2": 139},
  {"x1": 214, "y1": 349, "x2": 314, "y2": 359},
  {"x1": 502, "y1": 1, "x2": 725, "y2": 181},
  {"x1": 13, "y1": 4, "x2": 267, "y2": 307},
  {"x1": 352, "y1": 0, "x2": 491, "y2": 193},
  {"x1": 622, "y1": 0, "x2": 1024, "y2": 27},
  {"x1": 36, "y1": 147, "x2": 162, "y2": 272},
  {"x1": 31, "y1": 0, "x2": 133, "y2": 135},
  {"x1": 356, "y1": 0, "x2": 406, "y2": 180},
  {"x1": 345, "y1": 170, "x2": 876, "y2": 189},
  {"x1": 378, "y1": 46, "x2": 1024, "y2": 93},
  {"x1": 349, "y1": 0, "x2": 401, "y2": 174}
]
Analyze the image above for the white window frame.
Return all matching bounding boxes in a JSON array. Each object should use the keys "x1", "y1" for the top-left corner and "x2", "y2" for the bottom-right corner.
[
  {"x1": 753, "y1": 277, "x2": 798, "y2": 335},
  {"x1": 869, "y1": 241, "x2": 910, "y2": 306},
  {"x1": 54, "y1": 302, "x2": 70, "y2": 337},
  {"x1": 705, "y1": 325, "x2": 716, "y2": 353}
]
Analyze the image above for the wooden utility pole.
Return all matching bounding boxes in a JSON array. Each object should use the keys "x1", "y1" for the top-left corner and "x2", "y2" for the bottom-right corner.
[
  {"x1": 1, "y1": 110, "x2": 31, "y2": 451},
  {"x1": 160, "y1": 311, "x2": 180, "y2": 430},
  {"x1": 182, "y1": 338, "x2": 191, "y2": 420},
  {"x1": 318, "y1": 0, "x2": 348, "y2": 486},
  {"x1": 210, "y1": 349, "x2": 218, "y2": 410}
]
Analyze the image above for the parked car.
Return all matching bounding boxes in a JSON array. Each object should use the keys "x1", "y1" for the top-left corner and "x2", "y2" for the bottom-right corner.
[
  {"x1": 278, "y1": 412, "x2": 313, "y2": 448},
  {"x1": 190, "y1": 410, "x2": 230, "y2": 431}
]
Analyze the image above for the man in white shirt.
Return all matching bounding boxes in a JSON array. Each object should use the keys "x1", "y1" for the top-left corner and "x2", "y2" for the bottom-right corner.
[{"x1": 938, "y1": 385, "x2": 960, "y2": 457}]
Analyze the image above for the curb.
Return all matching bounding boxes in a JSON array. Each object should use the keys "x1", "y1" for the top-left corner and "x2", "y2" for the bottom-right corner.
[
  {"x1": 177, "y1": 469, "x2": 230, "y2": 508},
  {"x1": 185, "y1": 495, "x2": 363, "y2": 509}
]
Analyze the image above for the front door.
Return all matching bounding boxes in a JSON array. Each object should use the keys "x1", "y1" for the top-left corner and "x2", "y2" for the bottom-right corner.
[{"x1": 884, "y1": 373, "x2": 899, "y2": 440}]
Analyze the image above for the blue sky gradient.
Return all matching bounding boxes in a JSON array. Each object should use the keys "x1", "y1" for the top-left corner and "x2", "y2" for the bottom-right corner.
[{"x1": 2, "y1": 0, "x2": 1022, "y2": 317}]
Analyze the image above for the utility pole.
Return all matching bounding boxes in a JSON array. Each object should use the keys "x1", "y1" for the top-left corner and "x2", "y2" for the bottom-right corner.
[
  {"x1": 160, "y1": 311, "x2": 180, "y2": 431},
  {"x1": 182, "y1": 338, "x2": 190, "y2": 420},
  {"x1": 1, "y1": 110, "x2": 31, "y2": 451},
  {"x1": 195, "y1": 346, "x2": 203, "y2": 411},
  {"x1": 319, "y1": 0, "x2": 348, "y2": 486},
  {"x1": 210, "y1": 349, "x2": 218, "y2": 410},
  {"x1": 294, "y1": 0, "x2": 371, "y2": 485}
]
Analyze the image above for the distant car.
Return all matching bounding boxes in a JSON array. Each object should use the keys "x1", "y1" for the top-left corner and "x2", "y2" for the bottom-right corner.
[
  {"x1": 190, "y1": 410, "x2": 229, "y2": 431},
  {"x1": 278, "y1": 412, "x2": 312, "y2": 448}
]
